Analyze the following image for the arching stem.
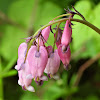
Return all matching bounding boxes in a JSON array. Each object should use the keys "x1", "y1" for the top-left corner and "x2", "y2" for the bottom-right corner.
[
  {"x1": 25, "y1": 18, "x2": 100, "y2": 63},
  {"x1": 32, "y1": 18, "x2": 100, "y2": 39},
  {"x1": 52, "y1": 13, "x2": 85, "y2": 21},
  {"x1": 52, "y1": 13, "x2": 72, "y2": 21}
]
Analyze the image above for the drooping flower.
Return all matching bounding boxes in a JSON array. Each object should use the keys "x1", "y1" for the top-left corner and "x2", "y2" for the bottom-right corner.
[
  {"x1": 15, "y1": 42, "x2": 27, "y2": 70},
  {"x1": 18, "y1": 42, "x2": 27, "y2": 59},
  {"x1": 61, "y1": 20, "x2": 72, "y2": 46},
  {"x1": 44, "y1": 47, "x2": 60, "y2": 76},
  {"x1": 57, "y1": 20, "x2": 72, "y2": 70},
  {"x1": 15, "y1": 42, "x2": 35, "y2": 92},
  {"x1": 58, "y1": 44, "x2": 71, "y2": 70},
  {"x1": 17, "y1": 61, "x2": 35, "y2": 92},
  {"x1": 27, "y1": 45, "x2": 48, "y2": 81},
  {"x1": 15, "y1": 11, "x2": 74, "y2": 92},
  {"x1": 42, "y1": 26, "x2": 51, "y2": 42},
  {"x1": 36, "y1": 26, "x2": 50, "y2": 46}
]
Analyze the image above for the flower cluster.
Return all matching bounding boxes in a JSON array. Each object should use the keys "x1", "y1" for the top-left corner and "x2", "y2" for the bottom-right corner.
[{"x1": 15, "y1": 16, "x2": 72, "y2": 92}]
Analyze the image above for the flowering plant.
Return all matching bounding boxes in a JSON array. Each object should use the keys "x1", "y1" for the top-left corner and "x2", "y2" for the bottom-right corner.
[{"x1": 15, "y1": 6, "x2": 100, "y2": 92}]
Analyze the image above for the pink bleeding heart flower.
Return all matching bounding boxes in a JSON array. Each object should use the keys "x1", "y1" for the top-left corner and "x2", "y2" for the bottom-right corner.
[
  {"x1": 27, "y1": 45, "x2": 48, "y2": 81},
  {"x1": 17, "y1": 61, "x2": 35, "y2": 92},
  {"x1": 18, "y1": 42, "x2": 27, "y2": 58},
  {"x1": 15, "y1": 42, "x2": 27, "y2": 70},
  {"x1": 58, "y1": 44, "x2": 71, "y2": 70},
  {"x1": 44, "y1": 46, "x2": 60, "y2": 75},
  {"x1": 15, "y1": 42, "x2": 35, "y2": 92},
  {"x1": 36, "y1": 26, "x2": 50, "y2": 46},
  {"x1": 42, "y1": 26, "x2": 50, "y2": 42},
  {"x1": 61, "y1": 20, "x2": 72, "y2": 46}
]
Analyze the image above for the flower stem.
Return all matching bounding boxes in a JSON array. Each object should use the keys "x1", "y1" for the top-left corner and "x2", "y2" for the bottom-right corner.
[
  {"x1": 33, "y1": 18, "x2": 100, "y2": 38},
  {"x1": 73, "y1": 53, "x2": 100, "y2": 86},
  {"x1": 53, "y1": 22, "x2": 61, "y2": 52},
  {"x1": 51, "y1": 13, "x2": 85, "y2": 21},
  {"x1": 37, "y1": 37, "x2": 39, "y2": 52},
  {"x1": 51, "y1": 13, "x2": 72, "y2": 21},
  {"x1": 25, "y1": 18, "x2": 100, "y2": 62}
]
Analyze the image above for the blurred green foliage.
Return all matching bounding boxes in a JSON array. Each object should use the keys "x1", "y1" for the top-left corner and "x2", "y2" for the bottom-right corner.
[
  {"x1": 72, "y1": 1, "x2": 100, "y2": 59},
  {"x1": 0, "y1": 0, "x2": 100, "y2": 100}
]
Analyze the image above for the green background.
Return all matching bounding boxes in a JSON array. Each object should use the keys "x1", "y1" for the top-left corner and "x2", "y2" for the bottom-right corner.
[{"x1": 0, "y1": 0, "x2": 100, "y2": 100}]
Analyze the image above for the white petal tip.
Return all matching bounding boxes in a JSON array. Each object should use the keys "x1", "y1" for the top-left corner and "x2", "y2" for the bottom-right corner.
[
  {"x1": 26, "y1": 86, "x2": 35, "y2": 92},
  {"x1": 44, "y1": 68, "x2": 48, "y2": 74},
  {"x1": 40, "y1": 76, "x2": 48, "y2": 81},
  {"x1": 18, "y1": 80, "x2": 21, "y2": 85},
  {"x1": 15, "y1": 65, "x2": 18, "y2": 70}
]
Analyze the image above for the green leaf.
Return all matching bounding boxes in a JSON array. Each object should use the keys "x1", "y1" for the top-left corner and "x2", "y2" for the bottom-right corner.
[
  {"x1": 8, "y1": 0, "x2": 34, "y2": 28},
  {"x1": 43, "y1": 84, "x2": 68, "y2": 100},
  {"x1": 1, "y1": 26, "x2": 27, "y2": 61},
  {"x1": 0, "y1": 70, "x2": 17, "y2": 78},
  {"x1": 72, "y1": 1, "x2": 100, "y2": 59},
  {"x1": 0, "y1": 58, "x2": 2, "y2": 72},
  {"x1": 3, "y1": 56, "x2": 17, "y2": 72},
  {"x1": 0, "y1": 0, "x2": 35, "y2": 61},
  {"x1": 62, "y1": 71, "x2": 68, "y2": 86},
  {"x1": 72, "y1": 1, "x2": 92, "y2": 51},
  {"x1": 20, "y1": 91, "x2": 39, "y2": 100},
  {"x1": 34, "y1": 1, "x2": 63, "y2": 46},
  {"x1": 69, "y1": 74, "x2": 77, "y2": 87},
  {"x1": 0, "y1": 0, "x2": 16, "y2": 13},
  {"x1": 34, "y1": 1, "x2": 63, "y2": 30}
]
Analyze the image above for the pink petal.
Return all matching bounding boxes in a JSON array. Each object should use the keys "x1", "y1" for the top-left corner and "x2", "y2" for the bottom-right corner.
[
  {"x1": 61, "y1": 20, "x2": 72, "y2": 45},
  {"x1": 17, "y1": 59, "x2": 32, "y2": 88},
  {"x1": 36, "y1": 26, "x2": 50, "y2": 46},
  {"x1": 18, "y1": 42, "x2": 27, "y2": 58},
  {"x1": 46, "y1": 46, "x2": 53, "y2": 56},
  {"x1": 44, "y1": 49, "x2": 60, "y2": 75},
  {"x1": 58, "y1": 44, "x2": 71, "y2": 67},
  {"x1": 18, "y1": 62, "x2": 32, "y2": 88},
  {"x1": 42, "y1": 26, "x2": 50, "y2": 41},
  {"x1": 27, "y1": 46, "x2": 48, "y2": 78}
]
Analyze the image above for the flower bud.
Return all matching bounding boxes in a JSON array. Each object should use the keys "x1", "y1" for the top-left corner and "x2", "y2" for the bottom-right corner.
[
  {"x1": 44, "y1": 49, "x2": 60, "y2": 75},
  {"x1": 61, "y1": 20, "x2": 72, "y2": 46},
  {"x1": 37, "y1": 26, "x2": 50, "y2": 46}
]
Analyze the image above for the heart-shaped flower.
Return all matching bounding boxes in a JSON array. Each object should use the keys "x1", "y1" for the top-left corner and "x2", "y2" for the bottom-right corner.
[
  {"x1": 27, "y1": 45, "x2": 48, "y2": 81},
  {"x1": 44, "y1": 49, "x2": 60, "y2": 75},
  {"x1": 58, "y1": 44, "x2": 71, "y2": 70}
]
